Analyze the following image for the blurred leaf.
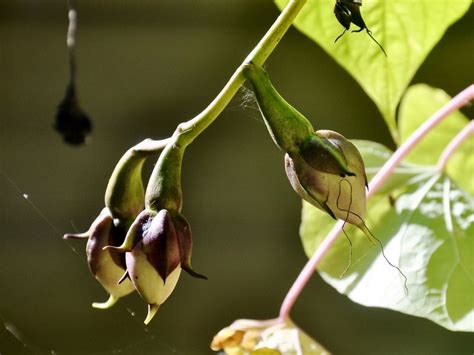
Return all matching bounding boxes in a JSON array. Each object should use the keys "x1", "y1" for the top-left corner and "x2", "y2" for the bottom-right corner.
[
  {"x1": 300, "y1": 140, "x2": 474, "y2": 332},
  {"x1": 211, "y1": 319, "x2": 330, "y2": 354},
  {"x1": 399, "y1": 84, "x2": 474, "y2": 194},
  {"x1": 274, "y1": 0, "x2": 471, "y2": 140}
]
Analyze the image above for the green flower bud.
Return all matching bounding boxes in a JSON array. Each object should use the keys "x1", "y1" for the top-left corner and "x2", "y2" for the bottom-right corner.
[{"x1": 286, "y1": 130, "x2": 367, "y2": 224}]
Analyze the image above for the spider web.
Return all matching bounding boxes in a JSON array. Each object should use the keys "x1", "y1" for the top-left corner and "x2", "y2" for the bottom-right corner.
[{"x1": 0, "y1": 170, "x2": 180, "y2": 355}]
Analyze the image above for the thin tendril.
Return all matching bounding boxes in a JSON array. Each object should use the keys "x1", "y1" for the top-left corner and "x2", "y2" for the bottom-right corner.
[
  {"x1": 335, "y1": 179, "x2": 408, "y2": 295},
  {"x1": 337, "y1": 178, "x2": 353, "y2": 278}
]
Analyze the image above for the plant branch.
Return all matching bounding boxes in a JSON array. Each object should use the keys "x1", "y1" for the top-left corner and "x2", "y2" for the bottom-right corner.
[
  {"x1": 436, "y1": 120, "x2": 474, "y2": 172},
  {"x1": 174, "y1": 0, "x2": 306, "y2": 147},
  {"x1": 278, "y1": 84, "x2": 474, "y2": 321}
]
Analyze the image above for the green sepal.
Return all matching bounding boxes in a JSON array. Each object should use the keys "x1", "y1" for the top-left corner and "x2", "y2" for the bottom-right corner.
[
  {"x1": 145, "y1": 141, "x2": 184, "y2": 212},
  {"x1": 105, "y1": 139, "x2": 167, "y2": 222},
  {"x1": 299, "y1": 133, "x2": 355, "y2": 177},
  {"x1": 172, "y1": 212, "x2": 208, "y2": 280}
]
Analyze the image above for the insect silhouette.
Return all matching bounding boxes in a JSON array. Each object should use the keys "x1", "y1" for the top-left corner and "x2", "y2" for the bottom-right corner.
[{"x1": 334, "y1": 0, "x2": 387, "y2": 56}]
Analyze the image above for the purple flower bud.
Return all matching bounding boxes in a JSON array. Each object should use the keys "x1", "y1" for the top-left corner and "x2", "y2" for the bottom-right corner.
[
  {"x1": 123, "y1": 209, "x2": 206, "y2": 324},
  {"x1": 64, "y1": 208, "x2": 135, "y2": 308}
]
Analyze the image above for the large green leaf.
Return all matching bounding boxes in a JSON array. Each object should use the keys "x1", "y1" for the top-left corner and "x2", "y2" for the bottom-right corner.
[
  {"x1": 399, "y1": 84, "x2": 474, "y2": 194},
  {"x1": 274, "y1": 0, "x2": 471, "y2": 140},
  {"x1": 300, "y1": 140, "x2": 474, "y2": 331}
]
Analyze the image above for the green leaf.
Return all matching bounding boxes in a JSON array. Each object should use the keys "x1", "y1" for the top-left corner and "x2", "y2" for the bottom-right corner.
[
  {"x1": 398, "y1": 84, "x2": 474, "y2": 194},
  {"x1": 274, "y1": 0, "x2": 471, "y2": 140},
  {"x1": 300, "y1": 141, "x2": 474, "y2": 332}
]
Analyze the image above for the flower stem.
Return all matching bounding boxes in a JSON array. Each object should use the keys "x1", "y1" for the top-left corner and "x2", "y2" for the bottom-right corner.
[
  {"x1": 278, "y1": 84, "x2": 474, "y2": 321},
  {"x1": 436, "y1": 120, "x2": 474, "y2": 172},
  {"x1": 173, "y1": 0, "x2": 306, "y2": 147}
]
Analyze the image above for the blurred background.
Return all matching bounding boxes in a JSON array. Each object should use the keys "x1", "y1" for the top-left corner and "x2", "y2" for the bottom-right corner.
[{"x1": 1, "y1": 1, "x2": 473, "y2": 354}]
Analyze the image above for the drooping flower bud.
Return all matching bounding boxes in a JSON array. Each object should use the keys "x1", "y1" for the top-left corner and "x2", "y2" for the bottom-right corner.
[
  {"x1": 120, "y1": 209, "x2": 206, "y2": 324},
  {"x1": 286, "y1": 130, "x2": 367, "y2": 224},
  {"x1": 105, "y1": 140, "x2": 206, "y2": 324},
  {"x1": 65, "y1": 208, "x2": 135, "y2": 309},
  {"x1": 243, "y1": 63, "x2": 367, "y2": 225},
  {"x1": 64, "y1": 139, "x2": 167, "y2": 308}
]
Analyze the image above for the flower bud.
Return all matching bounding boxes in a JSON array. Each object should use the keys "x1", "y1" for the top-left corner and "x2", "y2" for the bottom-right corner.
[
  {"x1": 243, "y1": 64, "x2": 367, "y2": 225},
  {"x1": 286, "y1": 130, "x2": 367, "y2": 225},
  {"x1": 64, "y1": 208, "x2": 135, "y2": 309},
  {"x1": 113, "y1": 208, "x2": 206, "y2": 324},
  {"x1": 64, "y1": 139, "x2": 166, "y2": 308}
]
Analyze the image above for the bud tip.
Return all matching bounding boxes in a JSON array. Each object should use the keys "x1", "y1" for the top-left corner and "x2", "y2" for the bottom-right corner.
[
  {"x1": 92, "y1": 294, "x2": 118, "y2": 310},
  {"x1": 144, "y1": 304, "x2": 160, "y2": 325}
]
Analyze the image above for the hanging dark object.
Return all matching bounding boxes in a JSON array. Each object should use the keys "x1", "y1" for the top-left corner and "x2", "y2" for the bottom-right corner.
[
  {"x1": 55, "y1": 81, "x2": 92, "y2": 145},
  {"x1": 334, "y1": 0, "x2": 387, "y2": 56},
  {"x1": 54, "y1": 1, "x2": 92, "y2": 145}
]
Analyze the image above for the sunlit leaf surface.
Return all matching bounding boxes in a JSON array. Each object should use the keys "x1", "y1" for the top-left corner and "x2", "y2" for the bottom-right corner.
[
  {"x1": 211, "y1": 319, "x2": 330, "y2": 354},
  {"x1": 399, "y1": 84, "x2": 474, "y2": 194},
  {"x1": 274, "y1": 0, "x2": 471, "y2": 139},
  {"x1": 300, "y1": 140, "x2": 474, "y2": 331}
]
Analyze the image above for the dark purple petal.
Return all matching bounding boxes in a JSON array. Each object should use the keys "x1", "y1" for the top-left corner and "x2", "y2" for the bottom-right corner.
[
  {"x1": 142, "y1": 209, "x2": 181, "y2": 280},
  {"x1": 172, "y1": 212, "x2": 207, "y2": 280}
]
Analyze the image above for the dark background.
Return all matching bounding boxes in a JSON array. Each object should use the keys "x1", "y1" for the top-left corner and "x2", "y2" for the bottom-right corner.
[{"x1": 1, "y1": 1, "x2": 473, "y2": 354}]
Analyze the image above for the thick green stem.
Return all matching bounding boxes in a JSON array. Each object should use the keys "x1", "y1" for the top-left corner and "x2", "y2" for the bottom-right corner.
[
  {"x1": 175, "y1": 0, "x2": 306, "y2": 147},
  {"x1": 242, "y1": 64, "x2": 313, "y2": 154},
  {"x1": 150, "y1": 1, "x2": 306, "y2": 210}
]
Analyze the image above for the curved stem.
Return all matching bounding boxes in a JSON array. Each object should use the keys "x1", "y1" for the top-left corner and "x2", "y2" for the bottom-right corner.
[
  {"x1": 278, "y1": 84, "x2": 474, "y2": 321},
  {"x1": 174, "y1": 0, "x2": 306, "y2": 147},
  {"x1": 436, "y1": 120, "x2": 474, "y2": 172},
  {"x1": 368, "y1": 85, "x2": 474, "y2": 195}
]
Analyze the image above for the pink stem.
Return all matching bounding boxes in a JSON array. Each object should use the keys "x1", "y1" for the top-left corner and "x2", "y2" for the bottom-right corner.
[
  {"x1": 278, "y1": 84, "x2": 474, "y2": 321},
  {"x1": 436, "y1": 120, "x2": 474, "y2": 172}
]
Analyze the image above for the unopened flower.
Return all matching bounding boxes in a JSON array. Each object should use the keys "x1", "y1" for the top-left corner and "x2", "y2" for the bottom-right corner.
[
  {"x1": 108, "y1": 208, "x2": 206, "y2": 324},
  {"x1": 243, "y1": 63, "x2": 367, "y2": 225},
  {"x1": 211, "y1": 318, "x2": 330, "y2": 355},
  {"x1": 106, "y1": 141, "x2": 207, "y2": 324},
  {"x1": 286, "y1": 130, "x2": 367, "y2": 224},
  {"x1": 64, "y1": 208, "x2": 134, "y2": 309},
  {"x1": 64, "y1": 139, "x2": 166, "y2": 309}
]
